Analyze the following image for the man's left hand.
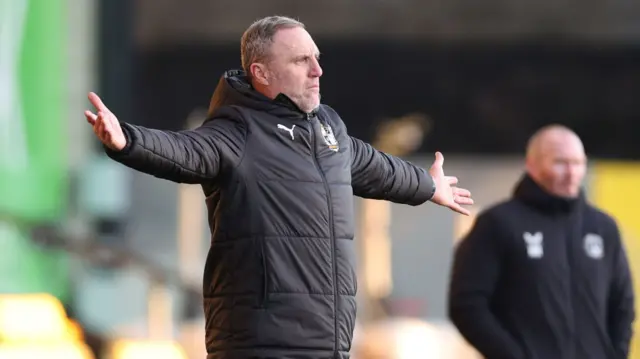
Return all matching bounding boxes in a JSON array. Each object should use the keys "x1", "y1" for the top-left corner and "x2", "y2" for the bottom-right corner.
[{"x1": 428, "y1": 151, "x2": 474, "y2": 215}]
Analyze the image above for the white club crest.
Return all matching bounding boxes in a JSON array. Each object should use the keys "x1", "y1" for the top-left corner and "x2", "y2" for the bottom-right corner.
[
  {"x1": 584, "y1": 233, "x2": 604, "y2": 259},
  {"x1": 320, "y1": 123, "x2": 339, "y2": 152},
  {"x1": 523, "y1": 231, "x2": 543, "y2": 258}
]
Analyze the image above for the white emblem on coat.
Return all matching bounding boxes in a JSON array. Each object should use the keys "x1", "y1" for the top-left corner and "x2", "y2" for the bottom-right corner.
[
  {"x1": 277, "y1": 124, "x2": 296, "y2": 140},
  {"x1": 584, "y1": 233, "x2": 604, "y2": 259},
  {"x1": 320, "y1": 123, "x2": 339, "y2": 152},
  {"x1": 523, "y1": 231, "x2": 543, "y2": 258}
]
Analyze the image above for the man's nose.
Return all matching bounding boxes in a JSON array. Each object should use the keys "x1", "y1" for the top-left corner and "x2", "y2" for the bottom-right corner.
[{"x1": 311, "y1": 58, "x2": 323, "y2": 77}]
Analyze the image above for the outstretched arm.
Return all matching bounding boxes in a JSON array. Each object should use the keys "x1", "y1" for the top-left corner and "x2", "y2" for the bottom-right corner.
[
  {"x1": 85, "y1": 92, "x2": 245, "y2": 184},
  {"x1": 350, "y1": 136, "x2": 473, "y2": 214},
  {"x1": 350, "y1": 136, "x2": 434, "y2": 205}
]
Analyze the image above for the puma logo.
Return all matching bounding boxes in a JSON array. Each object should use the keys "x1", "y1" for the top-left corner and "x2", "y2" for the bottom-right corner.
[
  {"x1": 523, "y1": 231, "x2": 543, "y2": 258},
  {"x1": 277, "y1": 124, "x2": 296, "y2": 140}
]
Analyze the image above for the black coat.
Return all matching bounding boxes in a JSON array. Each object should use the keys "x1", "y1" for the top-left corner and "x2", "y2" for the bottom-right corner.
[
  {"x1": 105, "y1": 70, "x2": 436, "y2": 359},
  {"x1": 448, "y1": 174, "x2": 635, "y2": 359}
]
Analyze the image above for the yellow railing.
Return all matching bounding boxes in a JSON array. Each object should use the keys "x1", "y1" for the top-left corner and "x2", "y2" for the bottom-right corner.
[
  {"x1": 0, "y1": 293, "x2": 94, "y2": 358},
  {"x1": 0, "y1": 293, "x2": 190, "y2": 359}
]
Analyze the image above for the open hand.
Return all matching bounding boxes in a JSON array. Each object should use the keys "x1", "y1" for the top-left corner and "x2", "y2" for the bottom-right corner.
[
  {"x1": 428, "y1": 151, "x2": 474, "y2": 215},
  {"x1": 85, "y1": 92, "x2": 126, "y2": 151}
]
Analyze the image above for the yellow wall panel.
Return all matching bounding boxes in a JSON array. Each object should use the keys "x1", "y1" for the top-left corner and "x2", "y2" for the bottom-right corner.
[{"x1": 591, "y1": 161, "x2": 640, "y2": 359}]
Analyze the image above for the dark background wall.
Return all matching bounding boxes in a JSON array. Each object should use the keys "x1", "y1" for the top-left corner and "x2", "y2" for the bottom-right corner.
[
  {"x1": 133, "y1": 42, "x2": 640, "y2": 158},
  {"x1": 98, "y1": 0, "x2": 640, "y2": 159}
]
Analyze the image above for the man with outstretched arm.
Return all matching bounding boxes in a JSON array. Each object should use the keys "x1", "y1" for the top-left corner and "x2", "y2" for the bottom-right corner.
[{"x1": 86, "y1": 15, "x2": 473, "y2": 359}]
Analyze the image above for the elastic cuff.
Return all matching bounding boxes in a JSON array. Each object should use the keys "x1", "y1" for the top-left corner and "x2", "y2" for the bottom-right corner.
[
  {"x1": 103, "y1": 122, "x2": 134, "y2": 157},
  {"x1": 407, "y1": 169, "x2": 436, "y2": 205}
]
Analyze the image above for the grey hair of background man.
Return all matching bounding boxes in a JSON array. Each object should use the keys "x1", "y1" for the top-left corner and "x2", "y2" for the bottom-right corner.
[{"x1": 240, "y1": 16, "x2": 305, "y2": 76}]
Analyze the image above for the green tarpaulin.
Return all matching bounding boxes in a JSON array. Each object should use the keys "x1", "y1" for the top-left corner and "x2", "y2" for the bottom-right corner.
[{"x1": 0, "y1": 0, "x2": 70, "y2": 303}]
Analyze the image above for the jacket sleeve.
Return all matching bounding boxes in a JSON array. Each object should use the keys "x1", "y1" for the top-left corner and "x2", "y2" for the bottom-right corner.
[
  {"x1": 349, "y1": 136, "x2": 435, "y2": 205},
  {"x1": 448, "y1": 211, "x2": 527, "y2": 359},
  {"x1": 606, "y1": 219, "x2": 635, "y2": 359},
  {"x1": 104, "y1": 117, "x2": 246, "y2": 184}
]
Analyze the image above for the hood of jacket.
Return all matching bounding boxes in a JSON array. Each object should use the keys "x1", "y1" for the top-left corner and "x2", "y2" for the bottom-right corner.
[
  {"x1": 513, "y1": 173, "x2": 585, "y2": 214},
  {"x1": 206, "y1": 69, "x2": 319, "y2": 122}
]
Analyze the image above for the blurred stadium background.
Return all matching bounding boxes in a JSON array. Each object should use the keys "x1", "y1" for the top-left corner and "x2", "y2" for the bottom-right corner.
[{"x1": 2, "y1": 0, "x2": 640, "y2": 358}]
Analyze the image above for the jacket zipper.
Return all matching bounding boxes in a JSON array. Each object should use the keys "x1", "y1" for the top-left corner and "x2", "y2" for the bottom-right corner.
[
  {"x1": 566, "y1": 208, "x2": 585, "y2": 359},
  {"x1": 564, "y1": 219, "x2": 575, "y2": 359},
  {"x1": 260, "y1": 237, "x2": 269, "y2": 308},
  {"x1": 309, "y1": 115, "x2": 339, "y2": 357}
]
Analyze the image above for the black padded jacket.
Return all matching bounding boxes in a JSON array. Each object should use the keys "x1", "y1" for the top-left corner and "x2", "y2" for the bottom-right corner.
[
  {"x1": 449, "y1": 175, "x2": 635, "y2": 359},
  {"x1": 105, "y1": 70, "x2": 436, "y2": 359}
]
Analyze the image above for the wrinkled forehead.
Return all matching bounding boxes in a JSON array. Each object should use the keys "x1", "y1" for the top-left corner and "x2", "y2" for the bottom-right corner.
[{"x1": 270, "y1": 27, "x2": 320, "y2": 59}]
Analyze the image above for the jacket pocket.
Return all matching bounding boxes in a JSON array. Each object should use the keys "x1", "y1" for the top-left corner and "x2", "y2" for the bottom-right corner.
[{"x1": 259, "y1": 238, "x2": 270, "y2": 308}]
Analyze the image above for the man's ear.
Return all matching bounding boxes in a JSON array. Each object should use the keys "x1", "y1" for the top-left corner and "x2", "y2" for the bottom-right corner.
[
  {"x1": 250, "y1": 63, "x2": 270, "y2": 86},
  {"x1": 524, "y1": 155, "x2": 535, "y2": 174}
]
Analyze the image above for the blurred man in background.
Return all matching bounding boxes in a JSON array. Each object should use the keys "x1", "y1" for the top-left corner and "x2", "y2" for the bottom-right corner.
[
  {"x1": 84, "y1": 15, "x2": 473, "y2": 359},
  {"x1": 448, "y1": 124, "x2": 635, "y2": 359}
]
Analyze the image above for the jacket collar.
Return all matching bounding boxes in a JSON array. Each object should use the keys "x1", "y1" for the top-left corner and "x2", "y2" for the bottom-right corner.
[
  {"x1": 207, "y1": 69, "x2": 319, "y2": 122},
  {"x1": 513, "y1": 173, "x2": 584, "y2": 214}
]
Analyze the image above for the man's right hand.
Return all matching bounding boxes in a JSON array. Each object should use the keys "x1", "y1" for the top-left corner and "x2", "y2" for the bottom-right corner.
[
  {"x1": 85, "y1": 92, "x2": 126, "y2": 151},
  {"x1": 428, "y1": 151, "x2": 473, "y2": 216}
]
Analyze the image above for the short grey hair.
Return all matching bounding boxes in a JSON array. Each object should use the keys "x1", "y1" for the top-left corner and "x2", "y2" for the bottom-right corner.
[{"x1": 241, "y1": 16, "x2": 305, "y2": 75}]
